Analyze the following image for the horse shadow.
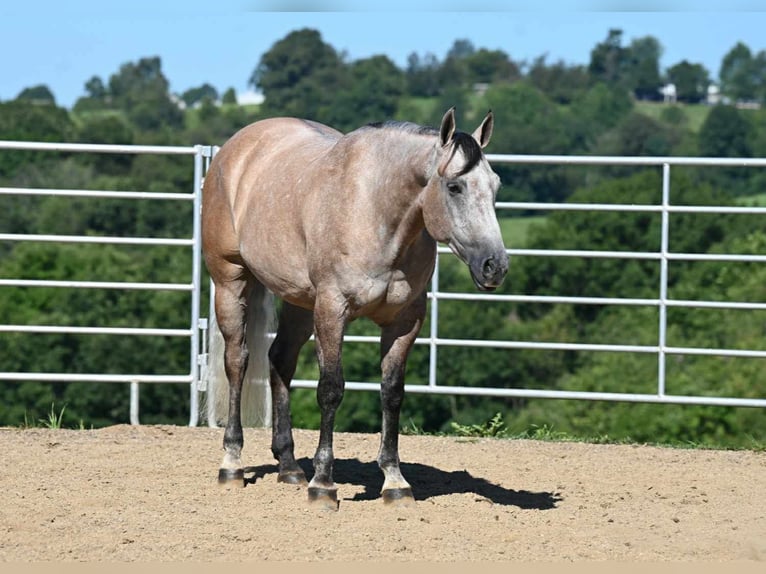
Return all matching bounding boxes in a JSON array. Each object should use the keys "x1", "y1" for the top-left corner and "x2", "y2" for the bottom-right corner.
[{"x1": 244, "y1": 457, "x2": 561, "y2": 510}]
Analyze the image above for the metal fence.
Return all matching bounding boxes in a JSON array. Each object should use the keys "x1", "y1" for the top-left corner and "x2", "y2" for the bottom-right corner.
[
  {"x1": 289, "y1": 154, "x2": 766, "y2": 409},
  {"x1": 2, "y1": 142, "x2": 766, "y2": 428},
  {"x1": 0, "y1": 141, "x2": 210, "y2": 426}
]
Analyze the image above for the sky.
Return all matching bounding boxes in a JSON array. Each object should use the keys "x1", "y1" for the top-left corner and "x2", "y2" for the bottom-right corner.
[{"x1": 2, "y1": 1, "x2": 766, "y2": 108}]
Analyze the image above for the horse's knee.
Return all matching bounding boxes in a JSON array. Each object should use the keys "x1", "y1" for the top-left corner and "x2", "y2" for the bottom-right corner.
[{"x1": 317, "y1": 377, "x2": 344, "y2": 412}]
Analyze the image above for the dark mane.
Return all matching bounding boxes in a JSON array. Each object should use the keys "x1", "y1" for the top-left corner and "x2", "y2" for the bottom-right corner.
[
  {"x1": 366, "y1": 120, "x2": 482, "y2": 176},
  {"x1": 365, "y1": 120, "x2": 438, "y2": 136}
]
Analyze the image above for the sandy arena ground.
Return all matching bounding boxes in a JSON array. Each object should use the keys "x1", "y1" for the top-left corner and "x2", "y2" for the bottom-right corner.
[{"x1": 1, "y1": 424, "x2": 764, "y2": 562}]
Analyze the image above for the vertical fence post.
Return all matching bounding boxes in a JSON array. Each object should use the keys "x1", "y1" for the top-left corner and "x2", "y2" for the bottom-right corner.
[
  {"x1": 188, "y1": 147, "x2": 205, "y2": 427},
  {"x1": 428, "y1": 255, "x2": 439, "y2": 388},
  {"x1": 657, "y1": 163, "x2": 671, "y2": 398},
  {"x1": 130, "y1": 380, "x2": 140, "y2": 425}
]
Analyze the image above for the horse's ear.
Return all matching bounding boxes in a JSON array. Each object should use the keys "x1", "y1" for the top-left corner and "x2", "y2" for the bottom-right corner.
[
  {"x1": 439, "y1": 107, "x2": 456, "y2": 148},
  {"x1": 472, "y1": 110, "x2": 494, "y2": 149}
]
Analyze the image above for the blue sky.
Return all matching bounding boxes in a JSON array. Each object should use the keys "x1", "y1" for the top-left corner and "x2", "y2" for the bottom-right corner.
[{"x1": 2, "y1": 1, "x2": 766, "y2": 108}]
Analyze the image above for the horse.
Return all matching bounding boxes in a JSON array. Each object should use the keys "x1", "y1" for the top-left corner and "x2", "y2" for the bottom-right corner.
[{"x1": 201, "y1": 107, "x2": 508, "y2": 510}]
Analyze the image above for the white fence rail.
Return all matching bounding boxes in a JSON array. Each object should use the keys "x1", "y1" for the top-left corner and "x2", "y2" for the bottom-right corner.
[
  {"x1": 289, "y1": 154, "x2": 766, "y2": 409},
  {"x1": 0, "y1": 141, "x2": 208, "y2": 426},
  {"x1": 2, "y1": 142, "x2": 766, "y2": 427}
]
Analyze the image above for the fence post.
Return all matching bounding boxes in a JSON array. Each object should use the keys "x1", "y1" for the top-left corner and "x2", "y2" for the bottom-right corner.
[
  {"x1": 658, "y1": 163, "x2": 671, "y2": 398},
  {"x1": 188, "y1": 146, "x2": 206, "y2": 427},
  {"x1": 130, "y1": 380, "x2": 140, "y2": 425},
  {"x1": 428, "y1": 255, "x2": 439, "y2": 388}
]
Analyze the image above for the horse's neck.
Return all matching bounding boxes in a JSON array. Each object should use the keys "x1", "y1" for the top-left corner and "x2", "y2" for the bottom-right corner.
[{"x1": 363, "y1": 134, "x2": 436, "y2": 256}]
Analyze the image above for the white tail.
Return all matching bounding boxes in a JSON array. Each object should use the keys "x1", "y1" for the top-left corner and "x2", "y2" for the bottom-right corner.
[{"x1": 205, "y1": 282, "x2": 276, "y2": 427}]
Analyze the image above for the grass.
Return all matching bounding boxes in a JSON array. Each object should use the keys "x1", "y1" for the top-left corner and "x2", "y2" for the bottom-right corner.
[
  {"x1": 736, "y1": 192, "x2": 766, "y2": 206},
  {"x1": 634, "y1": 100, "x2": 712, "y2": 133},
  {"x1": 406, "y1": 412, "x2": 766, "y2": 451},
  {"x1": 18, "y1": 403, "x2": 89, "y2": 430},
  {"x1": 40, "y1": 403, "x2": 67, "y2": 429},
  {"x1": 499, "y1": 215, "x2": 547, "y2": 248},
  {"x1": 405, "y1": 414, "x2": 627, "y2": 445}
]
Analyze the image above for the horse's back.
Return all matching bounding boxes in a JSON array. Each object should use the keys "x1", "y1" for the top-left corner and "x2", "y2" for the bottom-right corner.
[
  {"x1": 202, "y1": 117, "x2": 342, "y2": 302},
  {"x1": 204, "y1": 117, "x2": 340, "y2": 208}
]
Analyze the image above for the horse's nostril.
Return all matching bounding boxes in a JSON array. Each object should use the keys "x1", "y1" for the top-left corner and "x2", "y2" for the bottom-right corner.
[{"x1": 482, "y1": 257, "x2": 497, "y2": 278}]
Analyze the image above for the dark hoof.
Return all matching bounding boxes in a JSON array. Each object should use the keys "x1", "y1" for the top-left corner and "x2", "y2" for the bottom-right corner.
[
  {"x1": 278, "y1": 470, "x2": 308, "y2": 486},
  {"x1": 307, "y1": 486, "x2": 339, "y2": 511},
  {"x1": 382, "y1": 487, "x2": 415, "y2": 506},
  {"x1": 217, "y1": 468, "x2": 245, "y2": 487}
]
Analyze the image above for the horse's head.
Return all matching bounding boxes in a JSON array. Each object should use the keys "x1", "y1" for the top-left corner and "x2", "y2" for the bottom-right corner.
[{"x1": 422, "y1": 108, "x2": 508, "y2": 291}]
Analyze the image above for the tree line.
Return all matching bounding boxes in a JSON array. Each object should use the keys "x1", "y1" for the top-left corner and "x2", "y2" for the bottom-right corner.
[{"x1": 1, "y1": 27, "x2": 765, "y2": 448}]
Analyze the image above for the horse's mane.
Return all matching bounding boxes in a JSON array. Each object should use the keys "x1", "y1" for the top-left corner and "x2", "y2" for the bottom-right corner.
[
  {"x1": 364, "y1": 120, "x2": 482, "y2": 176},
  {"x1": 365, "y1": 120, "x2": 438, "y2": 136}
]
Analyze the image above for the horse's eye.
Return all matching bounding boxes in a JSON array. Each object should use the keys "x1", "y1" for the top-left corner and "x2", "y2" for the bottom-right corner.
[{"x1": 446, "y1": 182, "x2": 462, "y2": 195}]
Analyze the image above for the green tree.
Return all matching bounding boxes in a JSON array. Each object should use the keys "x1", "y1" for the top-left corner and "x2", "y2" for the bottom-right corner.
[
  {"x1": 573, "y1": 82, "x2": 633, "y2": 133},
  {"x1": 625, "y1": 36, "x2": 663, "y2": 100},
  {"x1": 719, "y1": 42, "x2": 757, "y2": 102},
  {"x1": 698, "y1": 105, "x2": 752, "y2": 158},
  {"x1": 85, "y1": 76, "x2": 107, "y2": 99},
  {"x1": 16, "y1": 84, "x2": 56, "y2": 105},
  {"x1": 589, "y1": 29, "x2": 628, "y2": 87},
  {"x1": 73, "y1": 76, "x2": 109, "y2": 113},
  {"x1": 405, "y1": 51, "x2": 441, "y2": 97},
  {"x1": 483, "y1": 82, "x2": 586, "y2": 204},
  {"x1": 596, "y1": 111, "x2": 678, "y2": 157},
  {"x1": 436, "y1": 39, "x2": 475, "y2": 90},
  {"x1": 74, "y1": 114, "x2": 135, "y2": 174},
  {"x1": 325, "y1": 55, "x2": 405, "y2": 131},
  {"x1": 463, "y1": 48, "x2": 520, "y2": 85},
  {"x1": 527, "y1": 56, "x2": 590, "y2": 104},
  {"x1": 666, "y1": 60, "x2": 710, "y2": 103},
  {"x1": 0, "y1": 100, "x2": 74, "y2": 178},
  {"x1": 181, "y1": 83, "x2": 219, "y2": 108},
  {"x1": 108, "y1": 56, "x2": 183, "y2": 131},
  {"x1": 250, "y1": 28, "x2": 345, "y2": 121},
  {"x1": 221, "y1": 87, "x2": 237, "y2": 105}
]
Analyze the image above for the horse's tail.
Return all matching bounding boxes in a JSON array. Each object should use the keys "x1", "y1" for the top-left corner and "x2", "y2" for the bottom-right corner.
[{"x1": 205, "y1": 282, "x2": 276, "y2": 428}]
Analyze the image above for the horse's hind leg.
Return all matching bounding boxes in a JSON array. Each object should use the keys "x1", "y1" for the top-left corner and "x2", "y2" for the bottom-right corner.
[
  {"x1": 268, "y1": 302, "x2": 313, "y2": 485},
  {"x1": 377, "y1": 293, "x2": 426, "y2": 506},
  {"x1": 214, "y1": 273, "x2": 251, "y2": 486}
]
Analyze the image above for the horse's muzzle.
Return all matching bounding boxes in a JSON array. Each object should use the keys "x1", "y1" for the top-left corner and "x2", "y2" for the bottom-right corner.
[{"x1": 470, "y1": 253, "x2": 509, "y2": 291}]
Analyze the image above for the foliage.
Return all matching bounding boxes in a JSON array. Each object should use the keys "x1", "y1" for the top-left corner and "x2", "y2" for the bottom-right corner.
[
  {"x1": 0, "y1": 100, "x2": 74, "y2": 178},
  {"x1": 666, "y1": 60, "x2": 710, "y2": 104},
  {"x1": 181, "y1": 83, "x2": 219, "y2": 108},
  {"x1": 2, "y1": 27, "x2": 766, "y2": 449},
  {"x1": 719, "y1": 42, "x2": 766, "y2": 103},
  {"x1": 324, "y1": 55, "x2": 405, "y2": 131},
  {"x1": 16, "y1": 84, "x2": 57, "y2": 105},
  {"x1": 450, "y1": 412, "x2": 508, "y2": 438},
  {"x1": 250, "y1": 28, "x2": 345, "y2": 122}
]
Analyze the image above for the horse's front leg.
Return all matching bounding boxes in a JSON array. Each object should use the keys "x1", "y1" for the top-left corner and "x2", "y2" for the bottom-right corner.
[
  {"x1": 378, "y1": 292, "x2": 426, "y2": 506},
  {"x1": 307, "y1": 292, "x2": 348, "y2": 510}
]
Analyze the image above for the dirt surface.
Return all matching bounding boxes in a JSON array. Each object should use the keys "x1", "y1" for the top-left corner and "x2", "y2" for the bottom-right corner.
[{"x1": 1, "y1": 424, "x2": 765, "y2": 562}]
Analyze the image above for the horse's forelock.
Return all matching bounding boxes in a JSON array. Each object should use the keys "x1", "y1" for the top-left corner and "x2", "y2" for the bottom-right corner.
[{"x1": 451, "y1": 131, "x2": 483, "y2": 176}]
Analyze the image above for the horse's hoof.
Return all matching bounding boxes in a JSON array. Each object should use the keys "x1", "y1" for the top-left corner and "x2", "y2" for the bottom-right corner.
[
  {"x1": 278, "y1": 470, "x2": 308, "y2": 486},
  {"x1": 307, "y1": 486, "x2": 339, "y2": 511},
  {"x1": 217, "y1": 468, "x2": 245, "y2": 487},
  {"x1": 382, "y1": 487, "x2": 416, "y2": 507}
]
